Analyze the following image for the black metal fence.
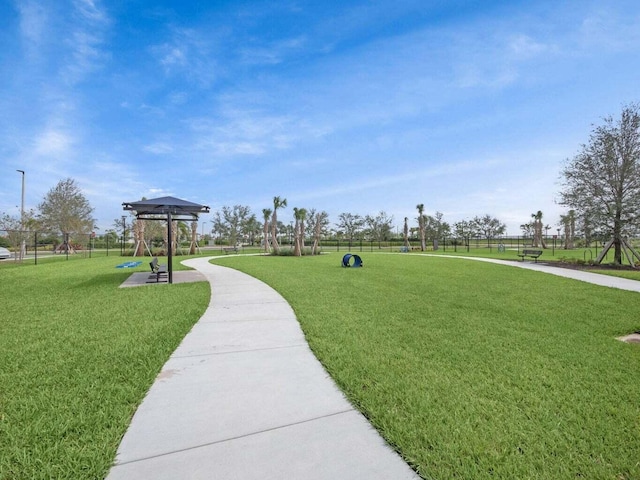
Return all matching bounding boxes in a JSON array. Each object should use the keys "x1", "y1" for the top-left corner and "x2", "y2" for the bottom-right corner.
[{"x1": 0, "y1": 230, "x2": 126, "y2": 264}]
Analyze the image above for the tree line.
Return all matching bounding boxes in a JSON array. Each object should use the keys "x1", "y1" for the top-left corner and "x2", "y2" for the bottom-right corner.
[
  {"x1": 210, "y1": 197, "x2": 508, "y2": 255},
  {"x1": 3, "y1": 104, "x2": 639, "y2": 264}
]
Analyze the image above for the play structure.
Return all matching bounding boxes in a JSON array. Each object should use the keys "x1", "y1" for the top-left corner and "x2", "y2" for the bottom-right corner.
[{"x1": 342, "y1": 253, "x2": 363, "y2": 268}]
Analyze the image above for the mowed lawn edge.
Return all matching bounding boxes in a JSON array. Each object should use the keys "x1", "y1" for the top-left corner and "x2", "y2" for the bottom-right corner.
[
  {"x1": 213, "y1": 253, "x2": 640, "y2": 480},
  {"x1": 0, "y1": 256, "x2": 209, "y2": 480}
]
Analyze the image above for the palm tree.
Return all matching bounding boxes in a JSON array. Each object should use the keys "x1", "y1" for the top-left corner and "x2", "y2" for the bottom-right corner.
[
  {"x1": 416, "y1": 204, "x2": 426, "y2": 251},
  {"x1": 270, "y1": 196, "x2": 287, "y2": 254},
  {"x1": 262, "y1": 208, "x2": 272, "y2": 253},
  {"x1": 560, "y1": 210, "x2": 576, "y2": 249},
  {"x1": 293, "y1": 207, "x2": 307, "y2": 256},
  {"x1": 531, "y1": 211, "x2": 547, "y2": 248},
  {"x1": 189, "y1": 221, "x2": 198, "y2": 254},
  {"x1": 299, "y1": 208, "x2": 307, "y2": 252},
  {"x1": 404, "y1": 217, "x2": 410, "y2": 250},
  {"x1": 292, "y1": 208, "x2": 300, "y2": 256}
]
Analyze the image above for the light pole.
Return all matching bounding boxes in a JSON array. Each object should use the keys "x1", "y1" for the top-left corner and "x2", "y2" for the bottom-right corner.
[
  {"x1": 121, "y1": 215, "x2": 126, "y2": 256},
  {"x1": 16, "y1": 170, "x2": 25, "y2": 260},
  {"x1": 201, "y1": 221, "x2": 207, "y2": 243}
]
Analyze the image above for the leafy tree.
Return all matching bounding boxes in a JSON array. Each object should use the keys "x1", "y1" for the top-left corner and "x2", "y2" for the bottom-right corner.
[
  {"x1": 103, "y1": 229, "x2": 119, "y2": 247},
  {"x1": 560, "y1": 103, "x2": 640, "y2": 264},
  {"x1": 0, "y1": 210, "x2": 35, "y2": 261},
  {"x1": 471, "y1": 214, "x2": 505, "y2": 247},
  {"x1": 38, "y1": 178, "x2": 95, "y2": 237},
  {"x1": 336, "y1": 212, "x2": 364, "y2": 247},
  {"x1": 364, "y1": 211, "x2": 394, "y2": 244},
  {"x1": 453, "y1": 219, "x2": 476, "y2": 246},
  {"x1": 520, "y1": 221, "x2": 534, "y2": 238},
  {"x1": 212, "y1": 205, "x2": 252, "y2": 246},
  {"x1": 428, "y1": 211, "x2": 450, "y2": 241},
  {"x1": 244, "y1": 214, "x2": 260, "y2": 246}
]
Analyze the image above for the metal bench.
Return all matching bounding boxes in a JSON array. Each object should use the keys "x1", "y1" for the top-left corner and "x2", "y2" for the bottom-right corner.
[
  {"x1": 148, "y1": 257, "x2": 167, "y2": 282},
  {"x1": 222, "y1": 246, "x2": 238, "y2": 254},
  {"x1": 517, "y1": 249, "x2": 543, "y2": 262}
]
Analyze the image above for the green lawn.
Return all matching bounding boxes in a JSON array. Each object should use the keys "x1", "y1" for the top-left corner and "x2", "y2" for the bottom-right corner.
[
  {"x1": 215, "y1": 253, "x2": 640, "y2": 480},
  {"x1": 0, "y1": 256, "x2": 209, "y2": 480},
  {"x1": 2, "y1": 252, "x2": 639, "y2": 479}
]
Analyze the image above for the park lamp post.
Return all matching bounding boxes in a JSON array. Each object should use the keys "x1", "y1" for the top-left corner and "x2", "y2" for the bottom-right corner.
[
  {"x1": 201, "y1": 221, "x2": 207, "y2": 242},
  {"x1": 16, "y1": 170, "x2": 25, "y2": 260},
  {"x1": 121, "y1": 215, "x2": 126, "y2": 256}
]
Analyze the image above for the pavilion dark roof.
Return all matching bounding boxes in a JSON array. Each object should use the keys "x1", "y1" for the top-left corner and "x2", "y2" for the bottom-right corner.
[{"x1": 122, "y1": 196, "x2": 210, "y2": 220}]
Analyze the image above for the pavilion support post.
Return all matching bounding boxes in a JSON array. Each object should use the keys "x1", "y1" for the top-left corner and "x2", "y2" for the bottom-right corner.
[{"x1": 167, "y1": 211, "x2": 173, "y2": 284}]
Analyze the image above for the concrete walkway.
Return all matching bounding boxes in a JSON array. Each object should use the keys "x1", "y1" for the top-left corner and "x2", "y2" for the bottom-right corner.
[
  {"x1": 107, "y1": 254, "x2": 640, "y2": 479},
  {"x1": 418, "y1": 254, "x2": 640, "y2": 293},
  {"x1": 107, "y1": 256, "x2": 419, "y2": 480}
]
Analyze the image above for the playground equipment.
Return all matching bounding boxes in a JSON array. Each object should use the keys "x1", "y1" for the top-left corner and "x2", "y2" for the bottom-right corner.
[{"x1": 342, "y1": 253, "x2": 363, "y2": 268}]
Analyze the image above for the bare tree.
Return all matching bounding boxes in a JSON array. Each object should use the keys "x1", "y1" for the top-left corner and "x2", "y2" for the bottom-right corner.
[
  {"x1": 560, "y1": 103, "x2": 640, "y2": 264},
  {"x1": 307, "y1": 209, "x2": 329, "y2": 255},
  {"x1": 364, "y1": 211, "x2": 394, "y2": 245}
]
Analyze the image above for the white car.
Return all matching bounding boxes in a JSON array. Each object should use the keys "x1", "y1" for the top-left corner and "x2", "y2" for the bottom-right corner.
[{"x1": 0, "y1": 247, "x2": 12, "y2": 259}]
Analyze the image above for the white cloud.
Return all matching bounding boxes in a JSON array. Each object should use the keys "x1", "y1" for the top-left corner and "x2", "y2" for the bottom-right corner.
[
  {"x1": 61, "y1": 0, "x2": 111, "y2": 84},
  {"x1": 151, "y1": 27, "x2": 218, "y2": 87},
  {"x1": 508, "y1": 34, "x2": 553, "y2": 59},
  {"x1": 34, "y1": 128, "x2": 74, "y2": 156},
  {"x1": 143, "y1": 143, "x2": 174, "y2": 155},
  {"x1": 16, "y1": 0, "x2": 48, "y2": 48}
]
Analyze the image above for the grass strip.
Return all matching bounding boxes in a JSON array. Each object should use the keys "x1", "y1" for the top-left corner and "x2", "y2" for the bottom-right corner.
[
  {"x1": 0, "y1": 256, "x2": 208, "y2": 480},
  {"x1": 216, "y1": 253, "x2": 640, "y2": 480}
]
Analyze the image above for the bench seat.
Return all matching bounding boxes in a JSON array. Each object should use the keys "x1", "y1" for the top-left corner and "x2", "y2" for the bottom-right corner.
[
  {"x1": 517, "y1": 249, "x2": 543, "y2": 262},
  {"x1": 148, "y1": 257, "x2": 168, "y2": 282}
]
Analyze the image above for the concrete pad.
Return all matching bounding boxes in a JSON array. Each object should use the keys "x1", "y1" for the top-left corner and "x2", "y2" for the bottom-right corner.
[
  {"x1": 108, "y1": 410, "x2": 417, "y2": 480},
  {"x1": 119, "y1": 270, "x2": 207, "y2": 288}
]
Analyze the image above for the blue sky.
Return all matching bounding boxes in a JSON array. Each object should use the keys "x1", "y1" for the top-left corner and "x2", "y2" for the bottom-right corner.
[{"x1": 1, "y1": 0, "x2": 639, "y2": 235}]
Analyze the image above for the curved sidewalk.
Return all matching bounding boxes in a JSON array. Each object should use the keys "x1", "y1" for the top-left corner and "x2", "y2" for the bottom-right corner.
[
  {"x1": 419, "y1": 254, "x2": 640, "y2": 293},
  {"x1": 107, "y1": 256, "x2": 419, "y2": 480}
]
